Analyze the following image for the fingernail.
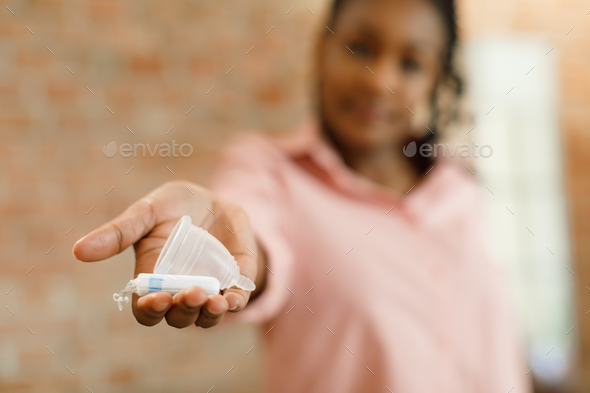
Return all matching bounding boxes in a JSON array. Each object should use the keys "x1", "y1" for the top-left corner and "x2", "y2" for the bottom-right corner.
[
  {"x1": 153, "y1": 297, "x2": 169, "y2": 312},
  {"x1": 227, "y1": 297, "x2": 241, "y2": 311}
]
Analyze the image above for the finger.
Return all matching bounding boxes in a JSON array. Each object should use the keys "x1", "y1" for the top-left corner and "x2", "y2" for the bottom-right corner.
[
  {"x1": 218, "y1": 249, "x2": 255, "y2": 313},
  {"x1": 130, "y1": 247, "x2": 172, "y2": 326},
  {"x1": 164, "y1": 286, "x2": 209, "y2": 329},
  {"x1": 72, "y1": 197, "x2": 157, "y2": 262},
  {"x1": 195, "y1": 294, "x2": 228, "y2": 328},
  {"x1": 210, "y1": 199, "x2": 257, "y2": 312},
  {"x1": 220, "y1": 245, "x2": 257, "y2": 312},
  {"x1": 223, "y1": 288, "x2": 249, "y2": 313},
  {"x1": 132, "y1": 291, "x2": 173, "y2": 327}
]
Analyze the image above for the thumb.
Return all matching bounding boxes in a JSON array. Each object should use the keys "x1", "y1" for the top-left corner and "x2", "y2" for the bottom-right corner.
[{"x1": 73, "y1": 197, "x2": 157, "y2": 262}]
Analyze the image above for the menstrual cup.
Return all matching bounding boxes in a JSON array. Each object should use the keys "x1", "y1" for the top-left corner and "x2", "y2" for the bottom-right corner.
[{"x1": 153, "y1": 215, "x2": 256, "y2": 291}]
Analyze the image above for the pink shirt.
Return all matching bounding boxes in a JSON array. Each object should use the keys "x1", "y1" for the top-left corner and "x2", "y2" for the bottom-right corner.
[{"x1": 208, "y1": 117, "x2": 532, "y2": 393}]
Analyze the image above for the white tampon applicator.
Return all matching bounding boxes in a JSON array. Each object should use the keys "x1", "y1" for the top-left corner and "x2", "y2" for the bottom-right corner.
[{"x1": 113, "y1": 274, "x2": 220, "y2": 311}]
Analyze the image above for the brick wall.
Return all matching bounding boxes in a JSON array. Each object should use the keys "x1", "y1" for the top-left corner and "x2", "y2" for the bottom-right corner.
[
  {"x1": 0, "y1": 1, "x2": 324, "y2": 391},
  {"x1": 459, "y1": 2, "x2": 590, "y2": 391},
  {"x1": 1, "y1": 0, "x2": 588, "y2": 392}
]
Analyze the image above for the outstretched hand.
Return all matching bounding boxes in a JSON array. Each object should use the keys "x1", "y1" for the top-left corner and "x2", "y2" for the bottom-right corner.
[{"x1": 72, "y1": 180, "x2": 260, "y2": 329}]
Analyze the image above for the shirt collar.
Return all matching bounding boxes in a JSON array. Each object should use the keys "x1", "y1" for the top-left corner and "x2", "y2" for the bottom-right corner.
[
  {"x1": 269, "y1": 116, "x2": 451, "y2": 221},
  {"x1": 272, "y1": 116, "x2": 343, "y2": 176},
  {"x1": 276, "y1": 117, "x2": 460, "y2": 222}
]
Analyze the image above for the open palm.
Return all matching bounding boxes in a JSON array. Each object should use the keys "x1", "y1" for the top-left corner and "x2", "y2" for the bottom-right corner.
[{"x1": 73, "y1": 180, "x2": 259, "y2": 329}]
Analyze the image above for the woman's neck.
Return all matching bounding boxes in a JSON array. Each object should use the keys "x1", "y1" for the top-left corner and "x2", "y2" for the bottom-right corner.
[
  {"x1": 339, "y1": 142, "x2": 419, "y2": 195},
  {"x1": 321, "y1": 123, "x2": 420, "y2": 195}
]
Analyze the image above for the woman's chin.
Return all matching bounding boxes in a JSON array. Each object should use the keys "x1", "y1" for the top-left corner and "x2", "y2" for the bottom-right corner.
[
  {"x1": 337, "y1": 129, "x2": 394, "y2": 151},
  {"x1": 338, "y1": 124, "x2": 406, "y2": 151}
]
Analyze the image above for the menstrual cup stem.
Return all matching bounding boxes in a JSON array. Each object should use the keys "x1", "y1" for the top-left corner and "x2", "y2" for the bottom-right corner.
[{"x1": 235, "y1": 274, "x2": 256, "y2": 292}]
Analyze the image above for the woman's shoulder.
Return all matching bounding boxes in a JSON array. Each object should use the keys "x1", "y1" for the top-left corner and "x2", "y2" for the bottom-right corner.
[
  {"x1": 222, "y1": 130, "x2": 284, "y2": 157},
  {"x1": 409, "y1": 158, "x2": 489, "y2": 236},
  {"x1": 210, "y1": 131, "x2": 293, "y2": 179},
  {"x1": 219, "y1": 123, "x2": 310, "y2": 164},
  {"x1": 426, "y1": 158, "x2": 483, "y2": 205}
]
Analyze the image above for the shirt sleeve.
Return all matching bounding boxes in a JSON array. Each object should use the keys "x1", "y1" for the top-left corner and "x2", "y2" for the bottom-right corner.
[{"x1": 205, "y1": 132, "x2": 295, "y2": 325}]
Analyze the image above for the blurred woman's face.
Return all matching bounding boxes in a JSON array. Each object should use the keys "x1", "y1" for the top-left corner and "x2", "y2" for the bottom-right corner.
[{"x1": 317, "y1": 0, "x2": 448, "y2": 151}]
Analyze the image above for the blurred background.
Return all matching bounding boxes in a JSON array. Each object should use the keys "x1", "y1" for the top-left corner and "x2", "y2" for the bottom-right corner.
[{"x1": 0, "y1": 0, "x2": 589, "y2": 392}]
